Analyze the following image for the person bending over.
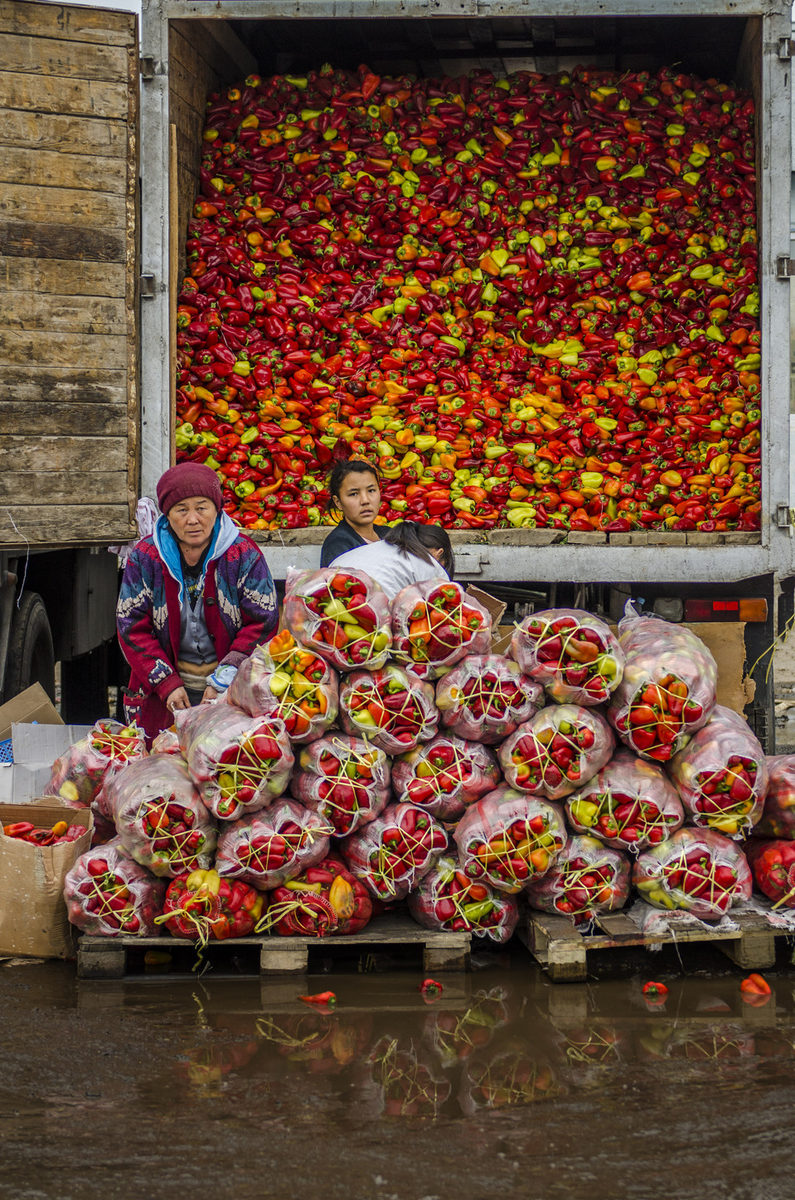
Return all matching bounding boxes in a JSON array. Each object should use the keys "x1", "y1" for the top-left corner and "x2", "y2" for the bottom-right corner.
[{"x1": 328, "y1": 521, "x2": 454, "y2": 600}]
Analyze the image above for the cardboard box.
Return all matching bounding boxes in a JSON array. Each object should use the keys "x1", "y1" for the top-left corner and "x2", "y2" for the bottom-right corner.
[
  {"x1": 0, "y1": 682, "x2": 63, "y2": 743},
  {"x1": 0, "y1": 803, "x2": 92, "y2": 959},
  {"x1": 491, "y1": 624, "x2": 515, "y2": 657},
  {"x1": 0, "y1": 721, "x2": 93, "y2": 805},
  {"x1": 465, "y1": 585, "x2": 507, "y2": 642}
]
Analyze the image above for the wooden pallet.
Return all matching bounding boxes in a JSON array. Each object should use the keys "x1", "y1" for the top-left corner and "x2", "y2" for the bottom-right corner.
[
  {"x1": 76, "y1": 915, "x2": 471, "y2": 980},
  {"x1": 521, "y1": 907, "x2": 789, "y2": 983}
]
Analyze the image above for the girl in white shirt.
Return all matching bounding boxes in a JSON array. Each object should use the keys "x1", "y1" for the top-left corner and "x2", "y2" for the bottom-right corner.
[{"x1": 328, "y1": 521, "x2": 454, "y2": 600}]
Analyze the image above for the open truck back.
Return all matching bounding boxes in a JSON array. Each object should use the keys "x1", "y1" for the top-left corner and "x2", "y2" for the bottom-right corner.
[{"x1": 0, "y1": 0, "x2": 792, "y2": 739}]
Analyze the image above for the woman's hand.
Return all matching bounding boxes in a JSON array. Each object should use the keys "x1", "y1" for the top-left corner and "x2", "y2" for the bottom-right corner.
[
  {"x1": 166, "y1": 686, "x2": 191, "y2": 713},
  {"x1": 202, "y1": 685, "x2": 218, "y2": 703}
]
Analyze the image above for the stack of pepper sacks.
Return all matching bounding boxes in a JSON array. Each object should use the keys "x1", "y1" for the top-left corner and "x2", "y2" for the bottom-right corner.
[
  {"x1": 60, "y1": 574, "x2": 793, "y2": 943},
  {"x1": 175, "y1": 62, "x2": 760, "y2": 535}
]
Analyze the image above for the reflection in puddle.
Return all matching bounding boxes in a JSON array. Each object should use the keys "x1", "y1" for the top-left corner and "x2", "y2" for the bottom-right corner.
[{"x1": 71, "y1": 969, "x2": 792, "y2": 1121}]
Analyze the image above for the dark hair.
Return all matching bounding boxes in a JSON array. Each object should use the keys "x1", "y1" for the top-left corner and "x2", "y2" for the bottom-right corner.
[
  {"x1": 382, "y1": 522, "x2": 455, "y2": 578},
  {"x1": 326, "y1": 459, "x2": 381, "y2": 514}
]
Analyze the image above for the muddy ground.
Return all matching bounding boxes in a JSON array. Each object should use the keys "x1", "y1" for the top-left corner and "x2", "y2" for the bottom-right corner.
[{"x1": 0, "y1": 942, "x2": 793, "y2": 1200}]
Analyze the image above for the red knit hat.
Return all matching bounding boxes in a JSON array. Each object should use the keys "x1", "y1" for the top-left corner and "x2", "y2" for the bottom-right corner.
[{"x1": 156, "y1": 463, "x2": 223, "y2": 515}]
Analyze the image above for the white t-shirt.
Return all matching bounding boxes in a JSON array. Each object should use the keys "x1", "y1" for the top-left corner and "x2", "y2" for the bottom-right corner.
[{"x1": 328, "y1": 540, "x2": 449, "y2": 601}]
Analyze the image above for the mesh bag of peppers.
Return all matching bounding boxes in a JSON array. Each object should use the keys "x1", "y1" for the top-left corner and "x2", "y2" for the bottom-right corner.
[
  {"x1": 339, "y1": 663, "x2": 439, "y2": 754},
  {"x1": 633, "y1": 827, "x2": 752, "y2": 919},
  {"x1": 215, "y1": 798, "x2": 333, "y2": 890},
  {"x1": 103, "y1": 756, "x2": 216, "y2": 878},
  {"x1": 524, "y1": 834, "x2": 631, "y2": 926},
  {"x1": 259, "y1": 855, "x2": 372, "y2": 936},
  {"x1": 150, "y1": 728, "x2": 182, "y2": 756},
  {"x1": 753, "y1": 756, "x2": 795, "y2": 839},
  {"x1": 228, "y1": 629, "x2": 338, "y2": 743},
  {"x1": 408, "y1": 852, "x2": 519, "y2": 944},
  {"x1": 290, "y1": 734, "x2": 390, "y2": 837},
  {"x1": 369, "y1": 1036, "x2": 452, "y2": 1119},
  {"x1": 566, "y1": 749, "x2": 684, "y2": 851},
  {"x1": 453, "y1": 786, "x2": 567, "y2": 894},
  {"x1": 392, "y1": 734, "x2": 500, "y2": 821},
  {"x1": 341, "y1": 802, "x2": 448, "y2": 902},
  {"x1": 436, "y1": 655, "x2": 543, "y2": 746},
  {"x1": 608, "y1": 612, "x2": 717, "y2": 762},
  {"x1": 64, "y1": 837, "x2": 166, "y2": 937},
  {"x1": 668, "y1": 705, "x2": 768, "y2": 839},
  {"x1": 283, "y1": 568, "x2": 391, "y2": 672},
  {"x1": 159, "y1": 868, "x2": 263, "y2": 940},
  {"x1": 498, "y1": 704, "x2": 614, "y2": 800},
  {"x1": 390, "y1": 580, "x2": 492, "y2": 681},
  {"x1": 744, "y1": 840, "x2": 795, "y2": 909},
  {"x1": 177, "y1": 703, "x2": 293, "y2": 820},
  {"x1": 510, "y1": 609, "x2": 624, "y2": 707},
  {"x1": 45, "y1": 719, "x2": 146, "y2": 808}
]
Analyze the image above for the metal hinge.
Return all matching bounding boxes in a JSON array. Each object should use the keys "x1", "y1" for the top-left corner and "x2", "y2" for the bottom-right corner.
[
  {"x1": 140, "y1": 56, "x2": 155, "y2": 80},
  {"x1": 776, "y1": 256, "x2": 795, "y2": 280},
  {"x1": 779, "y1": 37, "x2": 795, "y2": 60},
  {"x1": 776, "y1": 503, "x2": 793, "y2": 528},
  {"x1": 140, "y1": 273, "x2": 156, "y2": 299}
]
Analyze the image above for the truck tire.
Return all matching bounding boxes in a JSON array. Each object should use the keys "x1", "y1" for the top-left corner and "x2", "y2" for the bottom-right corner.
[{"x1": 5, "y1": 592, "x2": 56, "y2": 703}]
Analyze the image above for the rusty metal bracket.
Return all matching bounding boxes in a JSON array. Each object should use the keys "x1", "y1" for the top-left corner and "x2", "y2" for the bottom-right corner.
[
  {"x1": 779, "y1": 37, "x2": 794, "y2": 61},
  {"x1": 776, "y1": 256, "x2": 795, "y2": 280}
]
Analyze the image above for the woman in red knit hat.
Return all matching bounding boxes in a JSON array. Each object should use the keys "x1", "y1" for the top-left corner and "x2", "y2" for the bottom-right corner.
[{"x1": 116, "y1": 462, "x2": 278, "y2": 742}]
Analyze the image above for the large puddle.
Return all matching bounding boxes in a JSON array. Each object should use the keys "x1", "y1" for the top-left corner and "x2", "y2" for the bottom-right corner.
[{"x1": 1, "y1": 958, "x2": 794, "y2": 1199}]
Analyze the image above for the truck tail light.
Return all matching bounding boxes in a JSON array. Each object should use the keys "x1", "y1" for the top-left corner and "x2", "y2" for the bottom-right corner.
[{"x1": 684, "y1": 599, "x2": 768, "y2": 622}]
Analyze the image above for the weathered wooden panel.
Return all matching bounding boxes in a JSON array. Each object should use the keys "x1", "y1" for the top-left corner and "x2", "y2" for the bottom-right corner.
[
  {"x1": 0, "y1": 365, "x2": 125, "y2": 405},
  {"x1": 0, "y1": 293, "x2": 126, "y2": 335},
  {"x1": 0, "y1": 70, "x2": 128, "y2": 119},
  {"x1": 169, "y1": 44, "x2": 214, "y2": 119},
  {"x1": 0, "y1": 145, "x2": 127, "y2": 192},
  {"x1": 0, "y1": 219, "x2": 125, "y2": 262},
  {"x1": 0, "y1": 330, "x2": 128, "y2": 369},
  {"x1": 0, "y1": 505, "x2": 135, "y2": 544},
  {"x1": 0, "y1": 182, "x2": 125, "y2": 230},
  {"x1": 0, "y1": 460, "x2": 126, "y2": 494},
  {"x1": 2, "y1": 32, "x2": 128, "y2": 81},
  {"x1": 0, "y1": 1, "x2": 135, "y2": 48},
  {"x1": 0, "y1": 435, "x2": 127, "y2": 472},
  {"x1": 0, "y1": 108, "x2": 127, "y2": 156},
  {"x1": 0, "y1": 256, "x2": 126, "y2": 297},
  {"x1": 0, "y1": 2, "x2": 138, "y2": 549}
]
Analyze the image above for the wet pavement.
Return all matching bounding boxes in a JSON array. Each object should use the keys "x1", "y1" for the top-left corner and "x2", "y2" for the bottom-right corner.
[{"x1": 0, "y1": 949, "x2": 794, "y2": 1200}]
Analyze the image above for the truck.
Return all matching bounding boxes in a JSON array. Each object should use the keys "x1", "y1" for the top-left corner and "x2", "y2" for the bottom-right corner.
[{"x1": 0, "y1": 0, "x2": 791, "y2": 743}]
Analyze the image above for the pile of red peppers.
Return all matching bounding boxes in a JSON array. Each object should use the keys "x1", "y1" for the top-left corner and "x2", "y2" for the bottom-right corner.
[{"x1": 175, "y1": 61, "x2": 760, "y2": 534}]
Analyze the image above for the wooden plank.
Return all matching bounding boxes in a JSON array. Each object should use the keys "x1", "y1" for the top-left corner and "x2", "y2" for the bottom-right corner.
[
  {"x1": 0, "y1": 404, "x2": 127, "y2": 439},
  {"x1": 170, "y1": 17, "x2": 247, "y2": 88},
  {"x1": 0, "y1": 219, "x2": 125, "y2": 262},
  {"x1": 0, "y1": 364, "x2": 125, "y2": 405},
  {"x1": 2, "y1": 32, "x2": 128, "y2": 81},
  {"x1": 0, "y1": 1, "x2": 135, "y2": 48},
  {"x1": 0, "y1": 330, "x2": 127, "y2": 369},
  {"x1": 0, "y1": 145, "x2": 126, "y2": 193},
  {"x1": 0, "y1": 109, "x2": 127, "y2": 156},
  {"x1": 0, "y1": 182, "x2": 125, "y2": 230},
  {"x1": 0, "y1": 435, "x2": 127, "y2": 471},
  {"x1": 0, "y1": 505, "x2": 135, "y2": 545},
  {"x1": 169, "y1": 123, "x2": 178, "y2": 470},
  {"x1": 123, "y1": 33, "x2": 139, "y2": 520},
  {"x1": 0, "y1": 69, "x2": 128, "y2": 120},
  {"x1": 0, "y1": 470, "x2": 127, "y2": 503},
  {"x1": 0, "y1": 256, "x2": 126, "y2": 297},
  {"x1": 169, "y1": 46, "x2": 214, "y2": 118},
  {"x1": 0, "y1": 293, "x2": 126, "y2": 335}
]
